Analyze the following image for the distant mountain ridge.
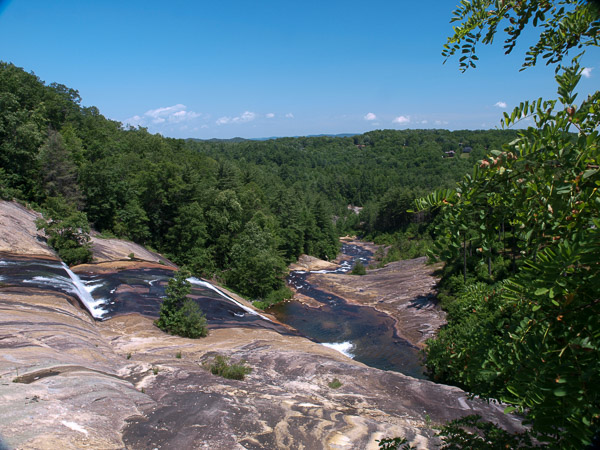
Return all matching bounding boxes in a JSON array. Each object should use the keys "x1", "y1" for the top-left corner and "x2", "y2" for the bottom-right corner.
[{"x1": 186, "y1": 133, "x2": 358, "y2": 143}]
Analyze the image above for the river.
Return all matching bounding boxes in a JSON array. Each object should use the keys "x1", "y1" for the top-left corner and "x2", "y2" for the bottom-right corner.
[
  {"x1": 270, "y1": 243, "x2": 426, "y2": 378},
  {"x1": 1, "y1": 246, "x2": 425, "y2": 377}
]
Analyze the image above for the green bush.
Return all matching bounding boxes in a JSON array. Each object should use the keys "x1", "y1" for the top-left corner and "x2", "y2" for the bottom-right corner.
[
  {"x1": 155, "y1": 269, "x2": 209, "y2": 338},
  {"x1": 328, "y1": 378, "x2": 342, "y2": 389},
  {"x1": 163, "y1": 298, "x2": 208, "y2": 338},
  {"x1": 377, "y1": 437, "x2": 416, "y2": 450},
  {"x1": 370, "y1": 228, "x2": 434, "y2": 267},
  {"x1": 351, "y1": 261, "x2": 366, "y2": 275},
  {"x1": 205, "y1": 355, "x2": 252, "y2": 380},
  {"x1": 35, "y1": 197, "x2": 92, "y2": 266},
  {"x1": 253, "y1": 286, "x2": 293, "y2": 310},
  {"x1": 378, "y1": 415, "x2": 534, "y2": 449}
]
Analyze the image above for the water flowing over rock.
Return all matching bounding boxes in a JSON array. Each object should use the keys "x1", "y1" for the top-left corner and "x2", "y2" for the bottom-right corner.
[
  {"x1": 0, "y1": 201, "x2": 523, "y2": 448},
  {"x1": 272, "y1": 240, "x2": 437, "y2": 376}
]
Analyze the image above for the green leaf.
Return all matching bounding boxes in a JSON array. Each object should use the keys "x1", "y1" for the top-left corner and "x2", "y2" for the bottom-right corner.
[
  {"x1": 535, "y1": 287, "x2": 549, "y2": 296},
  {"x1": 553, "y1": 388, "x2": 567, "y2": 397},
  {"x1": 507, "y1": 385, "x2": 520, "y2": 397}
]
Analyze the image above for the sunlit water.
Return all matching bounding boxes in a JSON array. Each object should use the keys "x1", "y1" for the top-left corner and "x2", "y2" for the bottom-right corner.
[
  {"x1": 0, "y1": 257, "x2": 107, "y2": 317},
  {"x1": 270, "y1": 244, "x2": 426, "y2": 378},
  {"x1": 1, "y1": 248, "x2": 425, "y2": 375},
  {"x1": 0, "y1": 256, "x2": 288, "y2": 333}
]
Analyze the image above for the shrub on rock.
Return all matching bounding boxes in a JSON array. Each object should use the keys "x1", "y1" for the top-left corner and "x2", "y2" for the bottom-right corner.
[{"x1": 156, "y1": 268, "x2": 208, "y2": 338}]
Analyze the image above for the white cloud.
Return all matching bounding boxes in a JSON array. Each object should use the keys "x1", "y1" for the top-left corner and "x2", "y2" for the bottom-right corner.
[
  {"x1": 434, "y1": 120, "x2": 449, "y2": 126},
  {"x1": 364, "y1": 112, "x2": 377, "y2": 121},
  {"x1": 494, "y1": 101, "x2": 507, "y2": 109},
  {"x1": 123, "y1": 104, "x2": 202, "y2": 127},
  {"x1": 582, "y1": 67, "x2": 593, "y2": 78},
  {"x1": 171, "y1": 110, "x2": 201, "y2": 122},
  {"x1": 146, "y1": 104, "x2": 184, "y2": 119},
  {"x1": 392, "y1": 115, "x2": 410, "y2": 124},
  {"x1": 420, "y1": 120, "x2": 428, "y2": 124},
  {"x1": 239, "y1": 111, "x2": 255, "y2": 122},
  {"x1": 216, "y1": 110, "x2": 257, "y2": 126},
  {"x1": 124, "y1": 115, "x2": 144, "y2": 127},
  {"x1": 285, "y1": 113, "x2": 294, "y2": 119},
  {"x1": 265, "y1": 113, "x2": 275, "y2": 118}
]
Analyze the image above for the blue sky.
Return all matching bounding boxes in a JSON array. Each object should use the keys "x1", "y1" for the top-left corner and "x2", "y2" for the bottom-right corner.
[{"x1": 1, "y1": 0, "x2": 598, "y2": 139}]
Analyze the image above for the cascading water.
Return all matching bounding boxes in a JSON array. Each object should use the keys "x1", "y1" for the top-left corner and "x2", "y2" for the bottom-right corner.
[
  {"x1": 1, "y1": 257, "x2": 107, "y2": 318},
  {"x1": 322, "y1": 341, "x2": 355, "y2": 358},
  {"x1": 1, "y1": 255, "x2": 291, "y2": 334},
  {"x1": 187, "y1": 277, "x2": 270, "y2": 320},
  {"x1": 61, "y1": 263, "x2": 107, "y2": 318}
]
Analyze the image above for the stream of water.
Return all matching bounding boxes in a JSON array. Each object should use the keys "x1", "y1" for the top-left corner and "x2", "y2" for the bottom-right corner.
[
  {"x1": 270, "y1": 244, "x2": 426, "y2": 378},
  {"x1": 1, "y1": 246, "x2": 425, "y2": 377},
  {"x1": 0, "y1": 257, "x2": 108, "y2": 317},
  {"x1": 0, "y1": 256, "x2": 288, "y2": 333}
]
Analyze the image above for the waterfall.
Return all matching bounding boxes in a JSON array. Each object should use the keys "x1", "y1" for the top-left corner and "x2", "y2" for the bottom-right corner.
[
  {"x1": 61, "y1": 263, "x2": 107, "y2": 319},
  {"x1": 322, "y1": 341, "x2": 355, "y2": 358},
  {"x1": 187, "y1": 277, "x2": 270, "y2": 321}
]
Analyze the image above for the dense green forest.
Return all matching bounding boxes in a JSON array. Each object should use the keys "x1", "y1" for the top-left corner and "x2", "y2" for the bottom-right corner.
[{"x1": 0, "y1": 60, "x2": 518, "y2": 301}]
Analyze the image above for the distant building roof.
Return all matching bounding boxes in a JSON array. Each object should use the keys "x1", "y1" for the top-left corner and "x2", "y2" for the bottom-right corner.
[{"x1": 463, "y1": 146, "x2": 473, "y2": 153}]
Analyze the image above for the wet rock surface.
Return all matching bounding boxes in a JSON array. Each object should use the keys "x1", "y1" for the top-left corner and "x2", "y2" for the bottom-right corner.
[
  {"x1": 0, "y1": 202, "x2": 521, "y2": 448},
  {"x1": 71, "y1": 261, "x2": 294, "y2": 334}
]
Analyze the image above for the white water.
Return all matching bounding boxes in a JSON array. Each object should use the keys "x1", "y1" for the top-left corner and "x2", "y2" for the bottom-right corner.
[
  {"x1": 82, "y1": 281, "x2": 104, "y2": 294},
  {"x1": 24, "y1": 275, "x2": 75, "y2": 292},
  {"x1": 61, "y1": 263, "x2": 107, "y2": 318},
  {"x1": 322, "y1": 341, "x2": 355, "y2": 358},
  {"x1": 187, "y1": 277, "x2": 271, "y2": 321},
  {"x1": 304, "y1": 260, "x2": 353, "y2": 275}
]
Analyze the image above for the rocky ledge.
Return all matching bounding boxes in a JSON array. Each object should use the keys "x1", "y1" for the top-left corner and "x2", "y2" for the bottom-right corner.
[{"x1": 0, "y1": 202, "x2": 520, "y2": 449}]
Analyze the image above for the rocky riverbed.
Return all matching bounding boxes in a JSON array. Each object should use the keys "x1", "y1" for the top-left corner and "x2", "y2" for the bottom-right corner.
[
  {"x1": 303, "y1": 239, "x2": 445, "y2": 349},
  {"x1": 0, "y1": 201, "x2": 521, "y2": 449}
]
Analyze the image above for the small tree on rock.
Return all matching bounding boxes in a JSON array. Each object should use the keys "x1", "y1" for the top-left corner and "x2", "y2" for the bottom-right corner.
[{"x1": 156, "y1": 268, "x2": 208, "y2": 338}]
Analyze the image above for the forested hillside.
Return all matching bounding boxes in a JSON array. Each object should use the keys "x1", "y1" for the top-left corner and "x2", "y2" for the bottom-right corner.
[{"x1": 0, "y1": 61, "x2": 518, "y2": 301}]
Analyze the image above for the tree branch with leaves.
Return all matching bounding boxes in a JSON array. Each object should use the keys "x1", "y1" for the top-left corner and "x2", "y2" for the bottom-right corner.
[{"x1": 408, "y1": 0, "x2": 600, "y2": 448}]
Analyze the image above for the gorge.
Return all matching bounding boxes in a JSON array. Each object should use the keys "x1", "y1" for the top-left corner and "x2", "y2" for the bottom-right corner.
[{"x1": 0, "y1": 200, "x2": 522, "y2": 449}]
